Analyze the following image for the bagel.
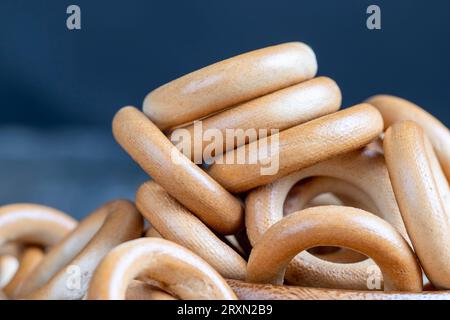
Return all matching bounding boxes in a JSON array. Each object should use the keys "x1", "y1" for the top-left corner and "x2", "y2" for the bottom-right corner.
[
  {"x1": 246, "y1": 206, "x2": 422, "y2": 292},
  {"x1": 208, "y1": 104, "x2": 384, "y2": 193},
  {"x1": 136, "y1": 181, "x2": 247, "y2": 280},
  {"x1": 143, "y1": 42, "x2": 317, "y2": 130},
  {"x1": 384, "y1": 121, "x2": 450, "y2": 289},
  {"x1": 113, "y1": 106, "x2": 243, "y2": 234},
  {"x1": 87, "y1": 238, "x2": 237, "y2": 300}
]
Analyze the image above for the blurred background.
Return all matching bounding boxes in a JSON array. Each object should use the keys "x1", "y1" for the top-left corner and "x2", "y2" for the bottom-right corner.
[{"x1": 1, "y1": 0, "x2": 449, "y2": 219}]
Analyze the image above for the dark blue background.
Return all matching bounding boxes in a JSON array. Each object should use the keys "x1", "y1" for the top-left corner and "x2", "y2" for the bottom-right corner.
[
  {"x1": 1, "y1": 0, "x2": 449, "y2": 127},
  {"x1": 0, "y1": 0, "x2": 449, "y2": 218}
]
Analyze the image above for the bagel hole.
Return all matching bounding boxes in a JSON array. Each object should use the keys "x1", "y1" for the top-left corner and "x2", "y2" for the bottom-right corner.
[
  {"x1": 284, "y1": 179, "x2": 368, "y2": 264},
  {"x1": 283, "y1": 178, "x2": 379, "y2": 217},
  {"x1": 283, "y1": 178, "x2": 343, "y2": 216}
]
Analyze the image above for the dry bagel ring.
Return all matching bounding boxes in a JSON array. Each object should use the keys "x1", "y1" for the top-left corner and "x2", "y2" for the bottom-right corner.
[
  {"x1": 113, "y1": 106, "x2": 243, "y2": 234},
  {"x1": 175, "y1": 77, "x2": 341, "y2": 163},
  {"x1": 136, "y1": 181, "x2": 247, "y2": 280},
  {"x1": 245, "y1": 148, "x2": 407, "y2": 289},
  {"x1": 367, "y1": 95, "x2": 450, "y2": 181},
  {"x1": 208, "y1": 103, "x2": 384, "y2": 193},
  {"x1": 384, "y1": 121, "x2": 450, "y2": 289},
  {"x1": 0, "y1": 204, "x2": 76, "y2": 248},
  {"x1": 0, "y1": 204, "x2": 76, "y2": 297},
  {"x1": 3, "y1": 246, "x2": 43, "y2": 298},
  {"x1": 17, "y1": 200, "x2": 111, "y2": 297},
  {"x1": 246, "y1": 206, "x2": 422, "y2": 292},
  {"x1": 25, "y1": 200, "x2": 143, "y2": 300},
  {"x1": 143, "y1": 42, "x2": 317, "y2": 130},
  {"x1": 87, "y1": 238, "x2": 237, "y2": 300},
  {"x1": 288, "y1": 185, "x2": 380, "y2": 272},
  {"x1": 228, "y1": 280, "x2": 449, "y2": 300},
  {"x1": 284, "y1": 177, "x2": 376, "y2": 264}
]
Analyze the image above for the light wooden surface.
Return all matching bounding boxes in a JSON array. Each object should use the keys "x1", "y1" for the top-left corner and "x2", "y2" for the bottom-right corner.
[{"x1": 228, "y1": 280, "x2": 450, "y2": 300}]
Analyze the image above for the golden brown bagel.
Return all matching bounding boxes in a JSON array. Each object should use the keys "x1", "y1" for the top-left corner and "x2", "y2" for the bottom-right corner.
[
  {"x1": 208, "y1": 104, "x2": 384, "y2": 193},
  {"x1": 0, "y1": 204, "x2": 76, "y2": 248},
  {"x1": 283, "y1": 177, "x2": 374, "y2": 264},
  {"x1": 0, "y1": 204, "x2": 76, "y2": 297},
  {"x1": 143, "y1": 42, "x2": 317, "y2": 130},
  {"x1": 246, "y1": 206, "x2": 422, "y2": 292},
  {"x1": 228, "y1": 280, "x2": 449, "y2": 300},
  {"x1": 24, "y1": 200, "x2": 143, "y2": 300},
  {"x1": 245, "y1": 148, "x2": 408, "y2": 289},
  {"x1": 17, "y1": 203, "x2": 110, "y2": 297},
  {"x1": 113, "y1": 106, "x2": 243, "y2": 235},
  {"x1": 87, "y1": 238, "x2": 237, "y2": 300},
  {"x1": 3, "y1": 246, "x2": 43, "y2": 298},
  {"x1": 384, "y1": 121, "x2": 450, "y2": 289},
  {"x1": 176, "y1": 77, "x2": 341, "y2": 163},
  {"x1": 367, "y1": 95, "x2": 450, "y2": 181},
  {"x1": 136, "y1": 181, "x2": 247, "y2": 280}
]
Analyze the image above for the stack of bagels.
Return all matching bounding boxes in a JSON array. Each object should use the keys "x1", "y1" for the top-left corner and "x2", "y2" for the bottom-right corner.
[{"x1": 1, "y1": 42, "x2": 449, "y2": 300}]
